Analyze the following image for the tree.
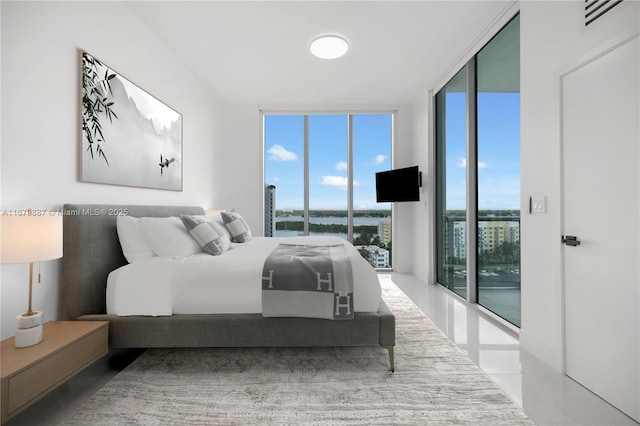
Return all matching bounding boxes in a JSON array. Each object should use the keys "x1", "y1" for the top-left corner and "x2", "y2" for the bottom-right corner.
[
  {"x1": 353, "y1": 233, "x2": 373, "y2": 246},
  {"x1": 81, "y1": 53, "x2": 119, "y2": 166},
  {"x1": 478, "y1": 241, "x2": 520, "y2": 266},
  {"x1": 358, "y1": 248, "x2": 373, "y2": 264}
]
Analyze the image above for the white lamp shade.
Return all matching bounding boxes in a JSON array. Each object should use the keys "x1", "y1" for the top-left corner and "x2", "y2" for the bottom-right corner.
[{"x1": 1, "y1": 214, "x2": 63, "y2": 264}]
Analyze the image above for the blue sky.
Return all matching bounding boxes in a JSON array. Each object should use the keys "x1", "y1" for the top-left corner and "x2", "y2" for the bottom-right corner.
[
  {"x1": 264, "y1": 114, "x2": 392, "y2": 210},
  {"x1": 264, "y1": 95, "x2": 520, "y2": 212},
  {"x1": 444, "y1": 92, "x2": 520, "y2": 211}
]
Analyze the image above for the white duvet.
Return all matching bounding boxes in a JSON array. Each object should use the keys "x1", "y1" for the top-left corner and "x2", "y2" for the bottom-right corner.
[{"x1": 106, "y1": 236, "x2": 382, "y2": 316}]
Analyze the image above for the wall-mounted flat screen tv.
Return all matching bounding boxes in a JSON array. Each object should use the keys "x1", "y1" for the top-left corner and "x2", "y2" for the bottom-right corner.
[{"x1": 375, "y1": 166, "x2": 421, "y2": 202}]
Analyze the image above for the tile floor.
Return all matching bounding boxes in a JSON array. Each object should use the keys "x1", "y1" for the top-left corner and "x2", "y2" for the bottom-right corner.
[
  {"x1": 5, "y1": 273, "x2": 639, "y2": 425},
  {"x1": 388, "y1": 273, "x2": 639, "y2": 426}
]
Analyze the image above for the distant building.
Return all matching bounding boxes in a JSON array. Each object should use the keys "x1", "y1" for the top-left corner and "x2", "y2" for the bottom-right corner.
[
  {"x1": 378, "y1": 219, "x2": 392, "y2": 245},
  {"x1": 448, "y1": 218, "x2": 520, "y2": 259},
  {"x1": 453, "y1": 221, "x2": 467, "y2": 259},
  {"x1": 264, "y1": 184, "x2": 276, "y2": 237},
  {"x1": 480, "y1": 220, "x2": 520, "y2": 253},
  {"x1": 357, "y1": 245, "x2": 390, "y2": 268}
]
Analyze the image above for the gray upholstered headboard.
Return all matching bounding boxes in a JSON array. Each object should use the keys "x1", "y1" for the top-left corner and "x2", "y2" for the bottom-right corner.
[{"x1": 60, "y1": 204, "x2": 205, "y2": 320}]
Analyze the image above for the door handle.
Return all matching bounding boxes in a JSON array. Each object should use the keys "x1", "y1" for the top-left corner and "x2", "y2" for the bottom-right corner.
[{"x1": 562, "y1": 235, "x2": 581, "y2": 246}]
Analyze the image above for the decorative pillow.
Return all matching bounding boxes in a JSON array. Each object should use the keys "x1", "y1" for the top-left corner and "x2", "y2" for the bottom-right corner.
[
  {"x1": 221, "y1": 210, "x2": 252, "y2": 243},
  {"x1": 140, "y1": 216, "x2": 202, "y2": 258},
  {"x1": 180, "y1": 215, "x2": 231, "y2": 256},
  {"x1": 116, "y1": 215, "x2": 156, "y2": 263},
  {"x1": 208, "y1": 211, "x2": 233, "y2": 240}
]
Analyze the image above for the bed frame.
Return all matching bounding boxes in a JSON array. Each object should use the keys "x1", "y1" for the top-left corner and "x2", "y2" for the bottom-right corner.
[{"x1": 60, "y1": 204, "x2": 396, "y2": 371}]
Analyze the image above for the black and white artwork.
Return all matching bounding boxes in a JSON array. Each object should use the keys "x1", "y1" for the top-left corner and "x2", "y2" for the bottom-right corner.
[{"x1": 81, "y1": 51, "x2": 182, "y2": 191}]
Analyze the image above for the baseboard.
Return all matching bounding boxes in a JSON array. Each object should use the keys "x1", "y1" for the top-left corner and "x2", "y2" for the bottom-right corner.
[{"x1": 519, "y1": 329, "x2": 563, "y2": 373}]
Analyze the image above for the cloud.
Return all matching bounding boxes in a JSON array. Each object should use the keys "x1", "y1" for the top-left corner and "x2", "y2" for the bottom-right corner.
[
  {"x1": 335, "y1": 161, "x2": 348, "y2": 171},
  {"x1": 267, "y1": 144, "x2": 298, "y2": 162},
  {"x1": 457, "y1": 158, "x2": 488, "y2": 169},
  {"x1": 272, "y1": 177, "x2": 280, "y2": 183},
  {"x1": 374, "y1": 155, "x2": 387, "y2": 164},
  {"x1": 320, "y1": 176, "x2": 360, "y2": 191}
]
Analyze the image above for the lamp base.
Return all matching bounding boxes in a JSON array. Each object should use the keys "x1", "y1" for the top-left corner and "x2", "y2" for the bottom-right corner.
[
  {"x1": 17, "y1": 311, "x2": 43, "y2": 329},
  {"x1": 15, "y1": 311, "x2": 43, "y2": 348}
]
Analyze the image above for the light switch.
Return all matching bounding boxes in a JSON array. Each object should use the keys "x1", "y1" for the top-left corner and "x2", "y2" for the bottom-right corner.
[{"x1": 531, "y1": 197, "x2": 546, "y2": 213}]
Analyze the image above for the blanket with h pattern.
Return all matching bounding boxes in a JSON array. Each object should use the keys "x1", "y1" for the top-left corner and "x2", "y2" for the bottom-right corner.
[{"x1": 261, "y1": 244, "x2": 354, "y2": 320}]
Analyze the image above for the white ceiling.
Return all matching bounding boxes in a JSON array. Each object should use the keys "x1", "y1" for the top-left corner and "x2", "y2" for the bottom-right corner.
[{"x1": 125, "y1": 1, "x2": 510, "y2": 105}]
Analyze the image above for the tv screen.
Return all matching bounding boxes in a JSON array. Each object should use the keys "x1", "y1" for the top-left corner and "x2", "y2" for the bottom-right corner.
[{"x1": 375, "y1": 166, "x2": 421, "y2": 202}]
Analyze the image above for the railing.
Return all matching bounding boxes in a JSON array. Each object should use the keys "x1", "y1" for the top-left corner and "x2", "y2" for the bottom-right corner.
[{"x1": 440, "y1": 214, "x2": 521, "y2": 290}]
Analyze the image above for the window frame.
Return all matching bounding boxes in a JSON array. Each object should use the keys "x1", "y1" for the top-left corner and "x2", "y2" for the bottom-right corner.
[{"x1": 261, "y1": 110, "x2": 397, "y2": 270}]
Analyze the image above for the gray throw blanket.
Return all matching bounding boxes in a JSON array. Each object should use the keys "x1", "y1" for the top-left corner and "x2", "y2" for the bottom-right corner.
[{"x1": 262, "y1": 244, "x2": 354, "y2": 320}]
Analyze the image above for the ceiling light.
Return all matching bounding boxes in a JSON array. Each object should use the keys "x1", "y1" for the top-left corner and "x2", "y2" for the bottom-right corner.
[{"x1": 309, "y1": 35, "x2": 349, "y2": 59}]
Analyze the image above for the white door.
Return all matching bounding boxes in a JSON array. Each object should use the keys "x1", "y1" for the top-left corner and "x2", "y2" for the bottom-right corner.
[{"x1": 562, "y1": 35, "x2": 639, "y2": 422}]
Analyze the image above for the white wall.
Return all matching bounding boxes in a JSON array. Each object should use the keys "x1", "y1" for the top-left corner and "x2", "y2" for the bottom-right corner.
[
  {"x1": 409, "y1": 91, "x2": 432, "y2": 283},
  {"x1": 212, "y1": 103, "x2": 263, "y2": 233},
  {"x1": 410, "y1": 0, "x2": 639, "y2": 372},
  {"x1": 393, "y1": 104, "x2": 417, "y2": 274},
  {"x1": 519, "y1": 0, "x2": 639, "y2": 370},
  {"x1": 0, "y1": 1, "x2": 221, "y2": 338}
]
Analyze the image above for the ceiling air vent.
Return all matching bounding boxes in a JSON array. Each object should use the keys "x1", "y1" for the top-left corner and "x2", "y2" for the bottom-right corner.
[{"x1": 585, "y1": 0, "x2": 624, "y2": 26}]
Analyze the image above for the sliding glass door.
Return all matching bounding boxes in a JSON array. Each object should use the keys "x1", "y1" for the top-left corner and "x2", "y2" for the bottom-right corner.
[
  {"x1": 435, "y1": 15, "x2": 521, "y2": 326},
  {"x1": 435, "y1": 68, "x2": 468, "y2": 299},
  {"x1": 476, "y1": 16, "x2": 521, "y2": 326}
]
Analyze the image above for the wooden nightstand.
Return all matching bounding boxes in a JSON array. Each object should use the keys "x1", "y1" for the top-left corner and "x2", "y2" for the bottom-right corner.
[{"x1": 1, "y1": 321, "x2": 108, "y2": 423}]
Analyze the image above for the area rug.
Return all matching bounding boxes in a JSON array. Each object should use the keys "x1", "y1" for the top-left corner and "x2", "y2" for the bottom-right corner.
[{"x1": 61, "y1": 280, "x2": 533, "y2": 425}]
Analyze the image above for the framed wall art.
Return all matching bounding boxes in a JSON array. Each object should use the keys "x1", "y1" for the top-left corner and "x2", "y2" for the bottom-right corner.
[{"x1": 81, "y1": 50, "x2": 183, "y2": 191}]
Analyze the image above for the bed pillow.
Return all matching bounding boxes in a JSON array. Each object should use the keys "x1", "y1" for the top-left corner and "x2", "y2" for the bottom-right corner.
[
  {"x1": 140, "y1": 216, "x2": 202, "y2": 258},
  {"x1": 180, "y1": 215, "x2": 231, "y2": 256},
  {"x1": 208, "y1": 211, "x2": 233, "y2": 240},
  {"x1": 221, "y1": 210, "x2": 252, "y2": 243},
  {"x1": 116, "y1": 215, "x2": 156, "y2": 263}
]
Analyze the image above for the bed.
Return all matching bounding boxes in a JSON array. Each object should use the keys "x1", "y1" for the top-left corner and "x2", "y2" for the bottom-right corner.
[{"x1": 60, "y1": 204, "x2": 395, "y2": 371}]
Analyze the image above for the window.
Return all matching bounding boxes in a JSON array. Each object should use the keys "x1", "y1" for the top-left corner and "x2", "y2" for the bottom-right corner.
[
  {"x1": 435, "y1": 15, "x2": 521, "y2": 327},
  {"x1": 263, "y1": 113, "x2": 393, "y2": 268}
]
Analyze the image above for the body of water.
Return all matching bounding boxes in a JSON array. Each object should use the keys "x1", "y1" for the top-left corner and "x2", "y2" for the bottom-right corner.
[
  {"x1": 274, "y1": 216, "x2": 390, "y2": 239},
  {"x1": 276, "y1": 216, "x2": 389, "y2": 225}
]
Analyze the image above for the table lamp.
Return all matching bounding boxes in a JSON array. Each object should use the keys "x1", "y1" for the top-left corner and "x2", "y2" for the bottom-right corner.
[{"x1": 1, "y1": 211, "x2": 63, "y2": 347}]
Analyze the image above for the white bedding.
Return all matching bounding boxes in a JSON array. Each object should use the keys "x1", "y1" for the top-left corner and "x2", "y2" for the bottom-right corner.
[{"x1": 106, "y1": 236, "x2": 382, "y2": 316}]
